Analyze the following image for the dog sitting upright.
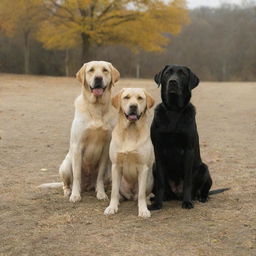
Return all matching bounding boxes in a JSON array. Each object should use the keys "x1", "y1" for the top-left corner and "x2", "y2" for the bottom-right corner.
[
  {"x1": 150, "y1": 65, "x2": 212, "y2": 210},
  {"x1": 59, "y1": 61, "x2": 120, "y2": 203},
  {"x1": 104, "y1": 88, "x2": 155, "y2": 218}
]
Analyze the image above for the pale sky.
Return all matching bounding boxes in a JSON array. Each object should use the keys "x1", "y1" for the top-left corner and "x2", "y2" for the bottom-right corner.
[{"x1": 187, "y1": 0, "x2": 243, "y2": 8}]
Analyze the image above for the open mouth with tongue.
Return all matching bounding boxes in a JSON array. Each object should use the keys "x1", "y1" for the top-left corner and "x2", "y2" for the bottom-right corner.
[
  {"x1": 125, "y1": 113, "x2": 141, "y2": 122},
  {"x1": 90, "y1": 87, "x2": 105, "y2": 96}
]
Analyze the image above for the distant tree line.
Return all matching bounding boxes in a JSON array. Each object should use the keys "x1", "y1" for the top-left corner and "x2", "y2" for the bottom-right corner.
[
  {"x1": 0, "y1": 2, "x2": 255, "y2": 81},
  {"x1": 0, "y1": 0, "x2": 188, "y2": 76}
]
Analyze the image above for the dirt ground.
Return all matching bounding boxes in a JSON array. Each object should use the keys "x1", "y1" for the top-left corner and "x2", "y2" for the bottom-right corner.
[{"x1": 0, "y1": 74, "x2": 255, "y2": 256}]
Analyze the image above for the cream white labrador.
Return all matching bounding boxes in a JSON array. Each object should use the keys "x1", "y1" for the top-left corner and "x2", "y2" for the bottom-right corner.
[
  {"x1": 59, "y1": 61, "x2": 120, "y2": 202},
  {"x1": 104, "y1": 88, "x2": 155, "y2": 218}
]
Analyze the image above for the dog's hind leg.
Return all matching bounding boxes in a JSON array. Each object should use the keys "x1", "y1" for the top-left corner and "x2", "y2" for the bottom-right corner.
[
  {"x1": 193, "y1": 163, "x2": 212, "y2": 203},
  {"x1": 199, "y1": 164, "x2": 212, "y2": 203},
  {"x1": 59, "y1": 152, "x2": 72, "y2": 198}
]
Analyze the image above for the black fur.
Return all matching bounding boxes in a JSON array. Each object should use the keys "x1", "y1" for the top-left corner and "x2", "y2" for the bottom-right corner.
[{"x1": 150, "y1": 65, "x2": 213, "y2": 210}]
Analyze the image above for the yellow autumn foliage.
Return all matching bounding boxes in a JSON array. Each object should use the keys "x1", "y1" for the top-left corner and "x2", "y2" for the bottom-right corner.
[
  {"x1": 0, "y1": 0, "x2": 45, "y2": 37},
  {"x1": 38, "y1": 0, "x2": 189, "y2": 52}
]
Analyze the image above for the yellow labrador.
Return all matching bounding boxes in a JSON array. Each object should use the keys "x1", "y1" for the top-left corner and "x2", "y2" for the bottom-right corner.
[
  {"x1": 59, "y1": 61, "x2": 120, "y2": 202},
  {"x1": 104, "y1": 88, "x2": 155, "y2": 218}
]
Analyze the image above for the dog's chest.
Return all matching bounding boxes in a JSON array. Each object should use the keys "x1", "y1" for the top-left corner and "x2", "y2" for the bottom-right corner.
[
  {"x1": 160, "y1": 132, "x2": 186, "y2": 151},
  {"x1": 84, "y1": 125, "x2": 110, "y2": 143},
  {"x1": 157, "y1": 133, "x2": 186, "y2": 174},
  {"x1": 116, "y1": 151, "x2": 142, "y2": 183},
  {"x1": 116, "y1": 151, "x2": 142, "y2": 166},
  {"x1": 82, "y1": 125, "x2": 111, "y2": 168}
]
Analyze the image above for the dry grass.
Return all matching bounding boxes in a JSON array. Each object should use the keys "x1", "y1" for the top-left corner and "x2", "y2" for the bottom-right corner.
[{"x1": 0, "y1": 74, "x2": 255, "y2": 256}]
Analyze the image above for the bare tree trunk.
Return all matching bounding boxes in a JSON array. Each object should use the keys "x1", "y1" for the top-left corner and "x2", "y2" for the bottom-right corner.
[
  {"x1": 136, "y1": 63, "x2": 140, "y2": 79},
  {"x1": 24, "y1": 31, "x2": 30, "y2": 74},
  {"x1": 135, "y1": 54, "x2": 141, "y2": 78},
  {"x1": 65, "y1": 49, "x2": 70, "y2": 77},
  {"x1": 81, "y1": 33, "x2": 90, "y2": 64},
  {"x1": 222, "y1": 60, "x2": 227, "y2": 81}
]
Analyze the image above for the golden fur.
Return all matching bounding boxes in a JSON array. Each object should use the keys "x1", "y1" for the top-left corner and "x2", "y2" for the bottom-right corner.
[
  {"x1": 59, "y1": 61, "x2": 120, "y2": 202},
  {"x1": 104, "y1": 88, "x2": 155, "y2": 218}
]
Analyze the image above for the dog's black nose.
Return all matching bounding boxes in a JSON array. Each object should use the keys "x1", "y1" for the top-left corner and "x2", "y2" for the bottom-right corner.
[
  {"x1": 129, "y1": 104, "x2": 138, "y2": 112},
  {"x1": 94, "y1": 76, "x2": 103, "y2": 88},
  {"x1": 95, "y1": 76, "x2": 103, "y2": 83},
  {"x1": 168, "y1": 80, "x2": 179, "y2": 92},
  {"x1": 169, "y1": 80, "x2": 178, "y2": 87}
]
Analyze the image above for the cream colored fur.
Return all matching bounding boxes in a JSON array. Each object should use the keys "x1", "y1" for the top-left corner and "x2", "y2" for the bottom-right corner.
[
  {"x1": 104, "y1": 88, "x2": 155, "y2": 218},
  {"x1": 59, "y1": 61, "x2": 120, "y2": 202}
]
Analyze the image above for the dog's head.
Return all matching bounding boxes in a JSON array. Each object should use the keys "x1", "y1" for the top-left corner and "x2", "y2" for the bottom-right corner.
[
  {"x1": 154, "y1": 65, "x2": 199, "y2": 109},
  {"x1": 76, "y1": 61, "x2": 120, "y2": 97},
  {"x1": 112, "y1": 88, "x2": 154, "y2": 122}
]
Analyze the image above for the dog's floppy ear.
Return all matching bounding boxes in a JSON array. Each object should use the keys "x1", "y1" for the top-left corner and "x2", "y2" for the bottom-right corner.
[
  {"x1": 186, "y1": 67, "x2": 200, "y2": 90},
  {"x1": 154, "y1": 65, "x2": 169, "y2": 87},
  {"x1": 108, "y1": 63, "x2": 120, "y2": 86},
  {"x1": 76, "y1": 63, "x2": 87, "y2": 86},
  {"x1": 144, "y1": 90, "x2": 155, "y2": 109},
  {"x1": 112, "y1": 89, "x2": 123, "y2": 110}
]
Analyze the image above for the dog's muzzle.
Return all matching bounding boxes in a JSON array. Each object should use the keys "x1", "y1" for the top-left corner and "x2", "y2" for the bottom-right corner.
[
  {"x1": 125, "y1": 105, "x2": 141, "y2": 122},
  {"x1": 90, "y1": 76, "x2": 106, "y2": 96},
  {"x1": 167, "y1": 80, "x2": 181, "y2": 95}
]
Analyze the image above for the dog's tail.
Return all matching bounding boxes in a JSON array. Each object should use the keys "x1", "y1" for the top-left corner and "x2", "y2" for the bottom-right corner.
[
  {"x1": 209, "y1": 187, "x2": 230, "y2": 195},
  {"x1": 37, "y1": 182, "x2": 63, "y2": 189}
]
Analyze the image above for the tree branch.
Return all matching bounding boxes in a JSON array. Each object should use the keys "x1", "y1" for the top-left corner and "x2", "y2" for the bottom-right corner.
[
  {"x1": 100, "y1": 13, "x2": 140, "y2": 23},
  {"x1": 97, "y1": 0, "x2": 120, "y2": 20},
  {"x1": 47, "y1": 0, "x2": 75, "y2": 21}
]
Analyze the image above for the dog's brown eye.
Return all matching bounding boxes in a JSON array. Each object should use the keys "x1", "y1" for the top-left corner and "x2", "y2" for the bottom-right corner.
[
  {"x1": 123, "y1": 95, "x2": 130, "y2": 100},
  {"x1": 103, "y1": 68, "x2": 108, "y2": 73},
  {"x1": 137, "y1": 96, "x2": 143, "y2": 100},
  {"x1": 88, "y1": 68, "x2": 94, "y2": 72}
]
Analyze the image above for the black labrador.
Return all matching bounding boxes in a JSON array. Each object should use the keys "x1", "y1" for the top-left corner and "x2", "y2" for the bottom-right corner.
[{"x1": 150, "y1": 65, "x2": 213, "y2": 210}]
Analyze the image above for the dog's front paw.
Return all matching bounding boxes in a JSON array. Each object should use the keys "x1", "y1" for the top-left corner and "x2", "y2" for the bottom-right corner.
[
  {"x1": 138, "y1": 208, "x2": 151, "y2": 218},
  {"x1": 69, "y1": 193, "x2": 81, "y2": 203},
  {"x1": 96, "y1": 191, "x2": 108, "y2": 201},
  {"x1": 182, "y1": 201, "x2": 194, "y2": 209},
  {"x1": 104, "y1": 205, "x2": 118, "y2": 215}
]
